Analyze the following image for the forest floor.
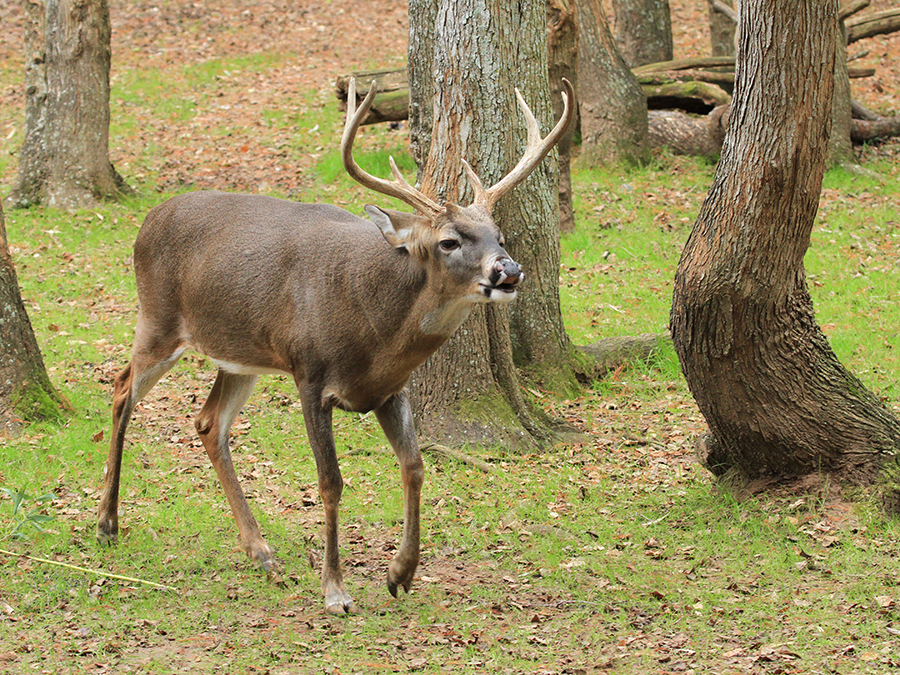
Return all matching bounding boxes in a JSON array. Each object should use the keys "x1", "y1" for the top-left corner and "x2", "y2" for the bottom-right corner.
[
  {"x1": 1, "y1": 0, "x2": 898, "y2": 191},
  {"x1": 1, "y1": 2, "x2": 899, "y2": 674}
]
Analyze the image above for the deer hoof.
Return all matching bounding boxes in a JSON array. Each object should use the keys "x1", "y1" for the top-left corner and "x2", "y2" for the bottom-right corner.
[
  {"x1": 387, "y1": 576, "x2": 413, "y2": 598},
  {"x1": 324, "y1": 588, "x2": 357, "y2": 615},
  {"x1": 96, "y1": 521, "x2": 118, "y2": 547}
]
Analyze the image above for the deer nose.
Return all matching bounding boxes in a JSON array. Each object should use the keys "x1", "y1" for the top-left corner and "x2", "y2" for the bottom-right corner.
[{"x1": 490, "y1": 257, "x2": 524, "y2": 287}]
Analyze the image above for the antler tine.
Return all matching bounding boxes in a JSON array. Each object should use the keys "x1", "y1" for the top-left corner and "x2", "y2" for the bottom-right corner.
[
  {"x1": 341, "y1": 78, "x2": 442, "y2": 216},
  {"x1": 469, "y1": 78, "x2": 576, "y2": 211}
]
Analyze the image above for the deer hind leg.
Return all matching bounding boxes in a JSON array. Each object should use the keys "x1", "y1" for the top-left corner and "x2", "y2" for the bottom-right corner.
[
  {"x1": 193, "y1": 370, "x2": 277, "y2": 574},
  {"x1": 97, "y1": 342, "x2": 186, "y2": 545},
  {"x1": 374, "y1": 391, "x2": 424, "y2": 598},
  {"x1": 298, "y1": 384, "x2": 356, "y2": 614}
]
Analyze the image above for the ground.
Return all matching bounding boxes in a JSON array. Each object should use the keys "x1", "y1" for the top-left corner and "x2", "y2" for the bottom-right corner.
[{"x1": 1, "y1": 1, "x2": 898, "y2": 191}]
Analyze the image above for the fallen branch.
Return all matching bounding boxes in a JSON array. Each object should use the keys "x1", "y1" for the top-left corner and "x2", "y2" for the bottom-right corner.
[
  {"x1": 839, "y1": 0, "x2": 871, "y2": 22},
  {"x1": 420, "y1": 443, "x2": 496, "y2": 473},
  {"x1": 847, "y1": 7, "x2": 900, "y2": 42},
  {"x1": 0, "y1": 548, "x2": 177, "y2": 591},
  {"x1": 577, "y1": 332, "x2": 673, "y2": 380},
  {"x1": 710, "y1": 0, "x2": 738, "y2": 23},
  {"x1": 852, "y1": 114, "x2": 900, "y2": 142}
]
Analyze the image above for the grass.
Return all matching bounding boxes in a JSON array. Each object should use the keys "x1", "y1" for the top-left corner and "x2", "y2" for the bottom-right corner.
[{"x1": 1, "y1": 39, "x2": 900, "y2": 675}]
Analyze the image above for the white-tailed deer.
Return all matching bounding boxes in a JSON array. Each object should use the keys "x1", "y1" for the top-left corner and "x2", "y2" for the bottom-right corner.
[{"x1": 97, "y1": 78, "x2": 574, "y2": 614}]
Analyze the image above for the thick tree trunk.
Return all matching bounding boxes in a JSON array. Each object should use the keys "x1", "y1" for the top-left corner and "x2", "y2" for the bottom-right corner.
[
  {"x1": 0, "y1": 203, "x2": 70, "y2": 424},
  {"x1": 610, "y1": 0, "x2": 673, "y2": 67},
  {"x1": 7, "y1": 0, "x2": 130, "y2": 211},
  {"x1": 547, "y1": 0, "x2": 578, "y2": 234},
  {"x1": 407, "y1": 0, "x2": 574, "y2": 446},
  {"x1": 575, "y1": 0, "x2": 649, "y2": 166},
  {"x1": 670, "y1": 0, "x2": 900, "y2": 506}
]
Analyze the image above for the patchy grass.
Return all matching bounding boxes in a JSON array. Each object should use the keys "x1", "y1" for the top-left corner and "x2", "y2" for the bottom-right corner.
[{"x1": 2, "y1": 2, "x2": 900, "y2": 674}]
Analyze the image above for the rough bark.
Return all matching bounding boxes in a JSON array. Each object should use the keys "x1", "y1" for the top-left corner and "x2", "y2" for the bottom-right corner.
[
  {"x1": 547, "y1": 0, "x2": 579, "y2": 234},
  {"x1": 609, "y1": 0, "x2": 673, "y2": 67},
  {"x1": 575, "y1": 0, "x2": 649, "y2": 166},
  {"x1": 407, "y1": 0, "x2": 575, "y2": 447},
  {"x1": 7, "y1": 0, "x2": 131, "y2": 211},
  {"x1": 0, "y1": 202, "x2": 70, "y2": 425},
  {"x1": 670, "y1": 0, "x2": 900, "y2": 507},
  {"x1": 707, "y1": 0, "x2": 737, "y2": 56}
]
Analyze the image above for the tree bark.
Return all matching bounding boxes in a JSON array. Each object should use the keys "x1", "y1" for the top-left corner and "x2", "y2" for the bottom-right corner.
[
  {"x1": 610, "y1": 0, "x2": 673, "y2": 67},
  {"x1": 6, "y1": 0, "x2": 131, "y2": 211},
  {"x1": 407, "y1": 0, "x2": 575, "y2": 446},
  {"x1": 670, "y1": 0, "x2": 900, "y2": 505},
  {"x1": 575, "y1": 0, "x2": 649, "y2": 166},
  {"x1": 829, "y1": 16, "x2": 854, "y2": 166},
  {"x1": 0, "y1": 202, "x2": 70, "y2": 425},
  {"x1": 547, "y1": 0, "x2": 579, "y2": 234},
  {"x1": 707, "y1": 0, "x2": 737, "y2": 56}
]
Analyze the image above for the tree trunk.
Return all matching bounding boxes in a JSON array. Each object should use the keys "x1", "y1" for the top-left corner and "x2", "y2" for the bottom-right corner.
[
  {"x1": 610, "y1": 0, "x2": 673, "y2": 67},
  {"x1": 6, "y1": 0, "x2": 130, "y2": 212},
  {"x1": 547, "y1": 0, "x2": 579, "y2": 234},
  {"x1": 575, "y1": 0, "x2": 649, "y2": 166},
  {"x1": 407, "y1": 0, "x2": 575, "y2": 447},
  {"x1": 0, "y1": 202, "x2": 70, "y2": 425},
  {"x1": 829, "y1": 16, "x2": 854, "y2": 166},
  {"x1": 707, "y1": 0, "x2": 737, "y2": 57},
  {"x1": 670, "y1": 0, "x2": 900, "y2": 507}
]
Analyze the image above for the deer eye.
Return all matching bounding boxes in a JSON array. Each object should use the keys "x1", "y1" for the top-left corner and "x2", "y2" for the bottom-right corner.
[{"x1": 439, "y1": 239, "x2": 460, "y2": 252}]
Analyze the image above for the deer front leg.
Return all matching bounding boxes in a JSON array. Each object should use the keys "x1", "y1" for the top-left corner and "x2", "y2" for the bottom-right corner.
[
  {"x1": 195, "y1": 371, "x2": 278, "y2": 575},
  {"x1": 299, "y1": 385, "x2": 356, "y2": 614},
  {"x1": 374, "y1": 391, "x2": 424, "y2": 597}
]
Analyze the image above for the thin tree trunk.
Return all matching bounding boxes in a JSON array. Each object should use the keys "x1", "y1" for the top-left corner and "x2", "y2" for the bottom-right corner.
[
  {"x1": 670, "y1": 0, "x2": 900, "y2": 506},
  {"x1": 575, "y1": 0, "x2": 649, "y2": 166},
  {"x1": 707, "y1": 0, "x2": 737, "y2": 57},
  {"x1": 408, "y1": 0, "x2": 572, "y2": 446},
  {"x1": 610, "y1": 0, "x2": 673, "y2": 67},
  {"x1": 547, "y1": 0, "x2": 578, "y2": 234},
  {"x1": 0, "y1": 202, "x2": 70, "y2": 424},
  {"x1": 829, "y1": 15, "x2": 854, "y2": 166},
  {"x1": 7, "y1": 0, "x2": 130, "y2": 211}
]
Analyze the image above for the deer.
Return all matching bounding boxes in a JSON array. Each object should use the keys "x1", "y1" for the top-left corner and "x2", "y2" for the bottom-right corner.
[{"x1": 96, "y1": 77, "x2": 574, "y2": 614}]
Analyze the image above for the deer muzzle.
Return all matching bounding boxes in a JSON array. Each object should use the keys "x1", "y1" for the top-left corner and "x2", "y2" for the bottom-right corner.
[{"x1": 485, "y1": 257, "x2": 524, "y2": 298}]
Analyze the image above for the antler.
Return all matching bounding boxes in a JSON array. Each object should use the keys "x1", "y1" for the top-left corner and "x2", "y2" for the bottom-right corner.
[
  {"x1": 463, "y1": 78, "x2": 576, "y2": 211},
  {"x1": 341, "y1": 78, "x2": 442, "y2": 216}
]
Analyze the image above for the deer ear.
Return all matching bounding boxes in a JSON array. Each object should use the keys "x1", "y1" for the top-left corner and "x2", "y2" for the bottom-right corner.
[{"x1": 365, "y1": 205, "x2": 431, "y2": 251}]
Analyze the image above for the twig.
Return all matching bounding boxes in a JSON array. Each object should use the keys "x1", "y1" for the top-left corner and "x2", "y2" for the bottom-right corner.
[
  {"x1": 420, "y1": 443, "x2": 496, "y2": 473},
  {"x1": 0, "y1": 548, "x2": 177, "y2": 592}
]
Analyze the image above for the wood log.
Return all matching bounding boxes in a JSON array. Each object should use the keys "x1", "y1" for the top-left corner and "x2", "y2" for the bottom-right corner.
[
  {"x1": 335, "y1": 68, "x2": 409, "y2": 124},
  {"x1": 647, "y1": 105, "x2": 731, "y2": 157},
  {"x1": 336, "y1": 59, "x2": 875, "y2": 131},
  {"x1": 577, "y1": 332, "x2": 673, "y2": 379},
  {"x1": 642, "y1": 80, "x2": 732, "y2": 113},
  {"x1": 839, "y1": 0, "x2": 871, "y2": 22},
  {"x1": 851, "y1": 115, "x2": 900, "y2": 142},
  {"x1": 847, "y1": 8, "x2": 900, "y2": 43}
]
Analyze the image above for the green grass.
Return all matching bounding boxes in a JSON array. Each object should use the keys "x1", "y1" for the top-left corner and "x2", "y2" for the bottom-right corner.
[{"x1": 2, "y1": 41, "x2": 900, "y2": 675}]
